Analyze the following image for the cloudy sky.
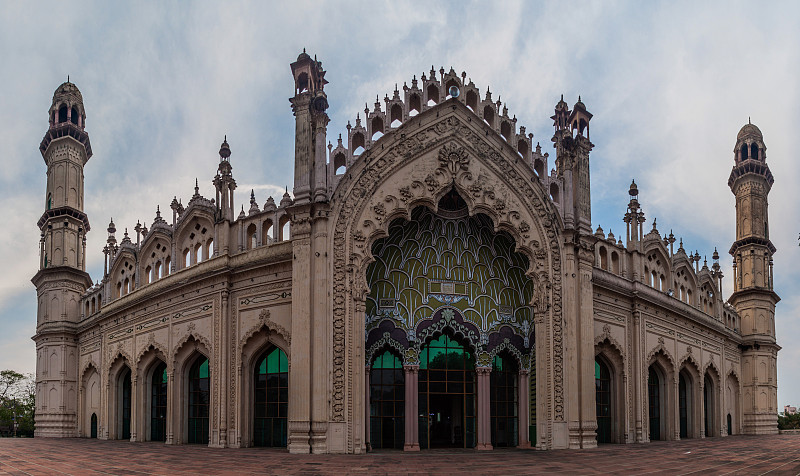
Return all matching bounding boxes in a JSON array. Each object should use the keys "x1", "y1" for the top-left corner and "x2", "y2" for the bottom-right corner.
[{"x1": 1, "y1": 1, "x2": 798, "y2": 406}]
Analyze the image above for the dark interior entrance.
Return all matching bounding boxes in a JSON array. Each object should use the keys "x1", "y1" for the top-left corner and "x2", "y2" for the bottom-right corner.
[
  {"x1": 419, "y1": 333, "x2": 476, "y2": 449},
  {"x1": 428, "y1": 393, "x2": 464, "y2": 447}
]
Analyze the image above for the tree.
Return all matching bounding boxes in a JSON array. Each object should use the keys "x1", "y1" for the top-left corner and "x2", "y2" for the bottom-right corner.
[{"x1": 0, "y1": 370, "x2": 35, "y2": 437}]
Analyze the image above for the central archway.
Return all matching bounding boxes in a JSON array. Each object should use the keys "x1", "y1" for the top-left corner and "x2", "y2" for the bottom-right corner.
[{"x1": 330, "y1": 103, "x2": 565, "y2": 452}]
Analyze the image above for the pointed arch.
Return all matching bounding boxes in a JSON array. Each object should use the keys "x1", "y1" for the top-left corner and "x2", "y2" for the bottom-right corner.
[{"x1": 329, "y1": 103, "x2": 564, "y2": 451}]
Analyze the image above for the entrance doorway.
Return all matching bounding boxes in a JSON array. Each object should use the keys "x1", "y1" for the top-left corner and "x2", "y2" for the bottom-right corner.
[{"x1": 419, "y1": 333, "x2": 476, "y2": 449}]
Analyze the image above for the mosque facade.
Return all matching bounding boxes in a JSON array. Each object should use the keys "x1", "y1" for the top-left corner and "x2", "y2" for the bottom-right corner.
[{"x1": 32, "y1": 52, "x2": 780, "y2": 453}]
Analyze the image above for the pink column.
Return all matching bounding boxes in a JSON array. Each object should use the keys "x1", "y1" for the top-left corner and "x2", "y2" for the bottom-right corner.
[
  {"x1": 518, "y1": 370, "x2": 531, "y2": 448},
  {"x1": 365, "y1": 366, "x2": 371, "y2": 451},
  {"x1": 403, "y1": 365, "x2": 420, "y2": 451},
  {"x1": 476, "y1": 366, "x2": 493, "y2": 450}
]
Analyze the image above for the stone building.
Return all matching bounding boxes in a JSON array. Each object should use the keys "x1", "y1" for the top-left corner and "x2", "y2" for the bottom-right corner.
[{"x1": 32, "y1": 52, "x2": 780, "y2": 453}]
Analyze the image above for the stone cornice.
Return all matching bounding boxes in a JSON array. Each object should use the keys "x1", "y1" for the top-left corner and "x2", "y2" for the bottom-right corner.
[{"x1": 592, "y1": 267, "x2": 741, "y2": 342}]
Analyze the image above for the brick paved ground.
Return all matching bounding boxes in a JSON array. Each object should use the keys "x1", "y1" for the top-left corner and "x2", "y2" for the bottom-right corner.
[{"x1": 1, "y1": 435, "x2": 800, "y2": 475}]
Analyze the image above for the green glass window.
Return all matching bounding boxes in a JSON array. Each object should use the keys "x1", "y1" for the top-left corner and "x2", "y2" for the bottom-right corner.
[
  {"x1": 419, "y1": 333, "x2": 476, "y2": 449},
  {"x1": 254, "y1": 347, "x2": 288, "y2": 447},
  {"x1": 150, "y1": 362, "x2": 167, "y2": 442},
  {"x1": 188, "y1": 357, "x2": 209, "y2": 444},
  {"x1": 648, "y1": 367, "x2": 661, "y2": 441},
  {"x1": 595, "y1": 357, "x2": 612, "y2": 444},
  {"x1": 120, "y1": 368, "x2": 131, "y2": 440},
  {"x1": 370, "y1": 350, "x2": 404, "y2": 450},
  {"x1": 491, "y1": 353, "x2": 518, "y2": 447}
]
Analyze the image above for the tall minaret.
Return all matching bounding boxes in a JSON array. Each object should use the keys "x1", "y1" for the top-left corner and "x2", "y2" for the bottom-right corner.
[
  {"x1": 728, "y1": 121, "x2": 780, "y2": 435},
  {"x1": 31, "y1": 81, "x2": 93, "y2": 437}
]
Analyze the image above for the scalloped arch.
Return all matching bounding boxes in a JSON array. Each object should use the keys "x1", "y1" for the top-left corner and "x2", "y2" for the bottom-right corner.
[
  {"x1": 646, "y1": 343, "x2": 675, "y2": 368},
  {"x1": 365, "y1": 332, "x2": 406, "y2": 366},
  {"x1": 172, "y1": 331, "x2": 212, "y2": 360},
  {"x1": 329, "y1": 105, "x2": 565, "y2": 430}
]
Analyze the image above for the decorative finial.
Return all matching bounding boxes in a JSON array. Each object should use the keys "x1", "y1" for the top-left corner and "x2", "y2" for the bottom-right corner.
[
  {"x1": 749, "y1": 116, "x2": 751, "y2": 124},
  {"x1": 67, "y1": 74, "x2": 70, "y2": 83}
]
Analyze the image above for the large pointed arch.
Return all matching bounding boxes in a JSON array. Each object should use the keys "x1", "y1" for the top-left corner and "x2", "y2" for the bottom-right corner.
[{"x1": 329, "y1": 101, "x2": 564, "y2": 451}]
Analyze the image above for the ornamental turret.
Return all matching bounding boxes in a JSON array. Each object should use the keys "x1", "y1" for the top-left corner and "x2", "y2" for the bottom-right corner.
[{"x1": 728, "y1": 121, "x2": 780, "y2": 435}]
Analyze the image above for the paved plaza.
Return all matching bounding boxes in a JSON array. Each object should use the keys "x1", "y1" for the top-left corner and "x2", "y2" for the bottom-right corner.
[{"x1": 1, "y1": 435, "x2": 800, "y2": 475}]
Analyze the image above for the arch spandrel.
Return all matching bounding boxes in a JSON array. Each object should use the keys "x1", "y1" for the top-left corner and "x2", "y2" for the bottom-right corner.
[{"x1": 329, "y1": 102, "x2": 566, "y2": 436}]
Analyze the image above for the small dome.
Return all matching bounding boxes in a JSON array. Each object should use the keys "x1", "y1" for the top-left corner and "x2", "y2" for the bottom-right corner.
[
  {"x1": 52, "y1": 81, "x2": 84, "y2": 108},
  {"x1": 737, "y1": 122, "x2": 763, "y2": 141},
  {"x1": 297, "y1": 49, "x2": 311, "y2": 62}
]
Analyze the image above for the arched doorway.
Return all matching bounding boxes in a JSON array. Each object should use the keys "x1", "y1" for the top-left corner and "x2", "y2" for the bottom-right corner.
[
  {"x1": 187, "y1": 356, "x2": 209, "y2": 444},
  {"x1": 727, "y1": 414, "x2": 732, "y2": 435},
  {"x1": 704, "y1": 374, "x2": 715, "y2": 437},
  {"x1": 490, "y1": 353, "x2": 518, "y2": 447},
  {"x1": 150, "y1": 362, "x2": 167, "y2": 442},
  {"x1": 253, "y1": 346, "x2": 288, "y2": 447},
  {"x1": 679, "y1": 370, "x2": 693, "y2": 439},
  {"x1": 595, "y1": 357, "x2": 612, "y2": 444},
  {"x1": 118, "y1": 367, "x2": 132, "y2": 440},
  {"x1": 90, "y1": 413, "x2": 97, "y2": 438},
  {"x1": 648, "y1": 365, "x2": 664, "y2": 441},
  {"x1": 419, "y1": 333, "x2": 476, "y2": 449},
  {"x1": 369, "y1": 349, "x2": 404, "y2": 450}
]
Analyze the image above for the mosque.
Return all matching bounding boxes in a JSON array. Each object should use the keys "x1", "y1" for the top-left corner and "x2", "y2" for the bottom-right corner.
[{"x1": 32, "y1": 51, "x2": 779, "y2": 453}]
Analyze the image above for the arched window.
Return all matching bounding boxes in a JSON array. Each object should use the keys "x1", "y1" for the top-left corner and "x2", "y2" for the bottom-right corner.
[
  {"x1": 483, "y1": 105, "x2": 495, "y2": 127},
  {"x1": 194, "y1": 243, "x2": 202, "y2": 263},
  {"x1": 150, "y1": 362, "x2": 167, "y2": 442},
  {"x1": 490, "y1": 353, "x2": 518, "y2": 447},
  {"x1": 116, "y1": 282, "x2": 122, "y2": 299},
  {"x1": 262, "y1": 220, "x2": 273, "y2": 245},
  {"x1": 371, "y1": 116, "x2": 384, "y2": 141},
  {"x1": 164, "y1": 256, "x2": 171, "y2": 276},
  {"x1": 123, "y1": 278, "x2": 130, "y2": 296},
  {"x1": 155, "y1": 261, "x2": 162, "y2": 280},
  {"x1": 91, "y1": 297, "x2": 96, "y2": 314},
  {"x1": 426, "y1": 84, "x2": 439, "y2": 106},
  {"x1": 58, "y1": 106, "x2": 68, "y2": 123},
  {"x1": 740, "y1": 144, "x2": 748, "y2": 160},
  {"x1": 187, "y1": 356, "x2": 209, "y2": 444},
  {"x1": 466, "y1": 90, "x2": 478, "y2": 111},
  {"x1": 704, "y1": 374, "x2": 715, "y2": 437},
  {"x1": 369, "y1": 349, "x2": 404, "y2": 450},
  {"x1": 205, "y1": 239, "x2": 213, "y2": 260},
  {"x1": 533, "y1": 158, "x2": 544, "y2": 178},
  {"x1": 611, "y1": 252, "x2": 620, "y2": 274},
  {"x1": 254, "y1": 346, "x2": 288, "y2": 447},
  {"x1": 750, "y1": 143, "x2": 759, "y2": 160},
  {"x1": 333, "y1": 153, "x2": 346, "y2": 175},
  {"x1": 281, "y1": 221, "x2": 291, "y2": 241},
  {"x1": 85, "y1": 300, "x2": 90, "y2": 317},
  {"x1": 648, "y1": 365, "x2": 664, "y2": 441},
  {"x1": 47, "y1": 193, "x2": 52, "y2": 210},
  {"x1": 679, "y1": 369, "x2": 694, "y2": 438},
  {"x1": 517, "y1": 139, "x2": 528, "y2": 158},
  {"x1": 145, "y1": 266, "x2": 152, "y2": 284},
  {"x1": 390, "y1": 104, "x2": 403, "y2": 127},
  {"x1": 408, "y1": 94, "x2": 421, "y2": 116},
  {"x1": 595, "y1": 357, "x2": 612, "y2": 444},
  {"x1": 419, "y1": 333, "x2": 476, "y2": 449},
  {"x1": 183, "y1": 249, "x2": 191, "y2": 268},
  {"x1": 599, "y1": 246, "x2": 608, "y2": 270},
  {"x1": 118, "y1": 367, "x2": 132, "y2": 440},
  {"x1": 500, "y1": 121, "x2": 512, "y2": 141},
  {"x1": 352, "y1": 132, "x2": 365, "y2": 155},
  {"x1": 247, "y1": 223, "x2": 257, "y2": 250},
  {"x1": 90, "y1": 413, "x2": 97, "y2": 438},
  {"x1": 70, "y1": 107, "x2": 79, "y2": 125}
]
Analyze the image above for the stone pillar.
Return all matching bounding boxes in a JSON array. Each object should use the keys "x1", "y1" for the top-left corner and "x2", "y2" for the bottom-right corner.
[
  {"x1": 699, "y1": 379, "x2": 705, "y2": 439},
  {"x1": 632, "y1": 310, "x2": 644, "y2": 442},
  {"x1": 130, "y1": 375, "x2": 138, "y2": 442},
  {"x1": 476, "y1": 366, "x2": 492, "y2": 450},
  {"x1": 217, "y1": 289, "x2": 230, "y2": 447},
  {"x1": 403, "y1": 365, "x2": 420, "y2": 451},
  {"x1": 518, "y1": 370, "x2": 531, "y2": 448},
  {"x1": 673, "y1": 373, "x2": 680, "y2": 441},
  {"x1": 165, "y1": 370, "x2": 174, "y2": 445},
  {"x1": 364, "y1": 366, "x2": 370, "y2": 451}
]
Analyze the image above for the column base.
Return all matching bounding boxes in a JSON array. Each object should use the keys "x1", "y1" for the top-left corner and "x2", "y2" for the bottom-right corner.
[
  {"x1": 476, "y1": 443, "x2": 493, "y2": 451},
  {"x1": 287, "y1": 420, "x2": 311, "y2": 454},
  {"x1": 403, "y1": 443, "x2": 420, "y2": 451},
  {"x1": 517, "y1": 441, "x2": 533, "y2": 449}
]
